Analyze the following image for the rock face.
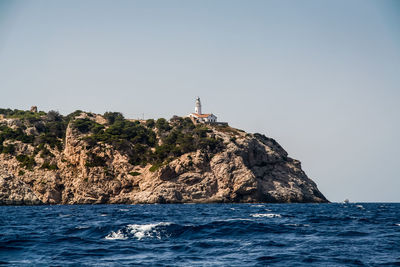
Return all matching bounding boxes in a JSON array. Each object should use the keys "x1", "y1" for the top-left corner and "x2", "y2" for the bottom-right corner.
[
  {"x1": 0, "y1": 171, "x2": 42, "y2": 205},
  {"x1": 0, "y1": 112, "x2": 328, "y2": 205}
]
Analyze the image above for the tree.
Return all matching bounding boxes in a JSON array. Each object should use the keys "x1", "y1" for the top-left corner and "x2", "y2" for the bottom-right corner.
[
  {"x1": 156, "y1": 118, "x2": 171, "y2": 131},
  {"x1": 47, "y1": 110, "x2": 62, "y2": 121},
  {"x1": 103, "y1": 112, "x2": 124, "y2": 125},
  {"x1": 146, "y1": 119, "x2": 155, "y2": 128}
]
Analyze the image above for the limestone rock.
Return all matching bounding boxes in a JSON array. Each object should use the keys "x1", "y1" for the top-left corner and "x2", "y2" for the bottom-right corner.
[
  {"x1": 0, "y1": 113, "x2": 328, "y2": 205},
  {"x1": 0, "y1": 172, "x2": 42, "y2": 205}
]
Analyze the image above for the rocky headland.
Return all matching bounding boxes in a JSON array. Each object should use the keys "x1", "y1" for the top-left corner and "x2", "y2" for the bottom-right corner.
[{"x1": 0, "y1": 109, "x2": 328, "y2": 205}]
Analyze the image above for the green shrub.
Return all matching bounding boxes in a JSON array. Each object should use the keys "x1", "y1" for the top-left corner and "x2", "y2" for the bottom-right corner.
[
  {"x1": 0, "y1": 108, "x2": 43, "y2": 118},
  {"x1": 16, "y1": 133, "x2": 34, "y2": 144},
  {"x1": 40, "y1": 146, "x2": 55, "y2": 158},
  {"x1": 104, "y1": 112, "x2": 124, "y2": 125},
  {"x1": 2, "y1": 144, "x2": 15, "y2": 155},
  {"x1": 35, "y1": 133, "x2": 63, "y2": 150},
  {"x1": 0, "y1": 125, "x2": 34, "y2": 144},
  {"x1": 149, "y1": 163, "x2": 162, "y2": 172},
  {"x1": 145, "y1": 119, "x2": 155, "y2": 128},
  {"x1": 103, "y1": 166, "x2": 112, "y2": 176},
  {"x1": 0, "y1": 108, "x2": 13, "y2": 116},
  {"x1": 30, "y1": 118, "x2": 67, "y2": 150},
  {"x1": 2, "y1": 110, "x2": 42, "y2": 122},
  {"x1": 198, "y1": 137, "x2": 222, "y2": 151},
  {"x1": 129, "y1": 171, "x2": 141, "y2": 176},
  {"x1": 16, "y1": 154, "x2": 36, "y2": 169},
  {"x1": 156, "y1": 118, "x2": 171, "y2": 131},
  {"x1": 85, "y1": 152, "x2": 107, "y2": 167},
  {"x1": 90, "y1": 120, "x2": 156, "y2": 148},
  {"x1": 46, "y1": 110, "x2": 62, "y2": 121},
  {"x1": 194, "y1": 125, "x2": 210, "y2": 138},
  {"x1": 66, "y1": 110, "x2": 83, "y2": 121},
  {"x1": 128, "y1": 144, "x2": 150, "y2": 166},
  {"x1": 182, "y1": 117, "x2": 195, "y2": 130},
  {"x1": 40, "y1": 162, "x2": 58, "y2": 170},
  {"x1": 72, "y1": 118, "x2": 103, "y2": 134}
]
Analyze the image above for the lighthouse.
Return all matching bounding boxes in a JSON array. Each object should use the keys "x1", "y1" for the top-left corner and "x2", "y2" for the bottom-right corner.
[
  {"x1": 188, "y1": 97, "x2": 217, "y2": 123},
  {"x1": 195, "y1": 97, "x2": 202, "y2": 115}
]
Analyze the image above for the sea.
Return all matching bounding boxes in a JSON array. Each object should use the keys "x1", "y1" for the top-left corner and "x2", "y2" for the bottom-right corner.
[{"x1": 0, "y1": 203, "x2": 399, "y2": 266}]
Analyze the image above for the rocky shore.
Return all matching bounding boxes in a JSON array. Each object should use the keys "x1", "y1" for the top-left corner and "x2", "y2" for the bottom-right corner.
[{"x1": 0, "y1": 109, "x2": 328, "y2": 205}]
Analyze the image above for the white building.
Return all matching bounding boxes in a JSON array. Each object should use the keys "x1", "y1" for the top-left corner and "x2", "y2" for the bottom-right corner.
[{"x1": 188, "y1": 97, "x2": 217, "y2": 123}]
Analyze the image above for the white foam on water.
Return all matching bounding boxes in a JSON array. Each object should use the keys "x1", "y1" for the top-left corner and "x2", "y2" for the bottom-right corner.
[
  {"x1": 127, "y1": 222, "x2": 172, "y2": 240},
  {"x1": 356, "y1": 205, "x2": 365, "y2": 210},
  {"x1": 8, "y1": 260, "x2": 33, "y2": 264},
  {"x1": 284, "y1": 223, "x2": 310, "y2": 227},
  {"x1": 100, "y1": 214, "x2": 108, "y2": 217},
  {"x1": 224, "y1": 218, "x2": 253, "y2": 222},
  {"x1": 119, "y1": 209, "x2": 129, "y2": 212},
  {"x1": 251, "y1": 213, "x2": 282, "y2": 218},
  {"x1": 75, "y1": 225, "x2": 90, "y2": 229},
  {"x1": 105, "y1": 229, "x2": 128, "y2": 240},
  {"x1": 396, "y1": 224, "x2": 400, "y2": 227}
]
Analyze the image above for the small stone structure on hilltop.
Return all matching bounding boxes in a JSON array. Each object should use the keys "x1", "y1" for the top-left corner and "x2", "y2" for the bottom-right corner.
[{"x1": 30, "y1": 106, "x2": 38, "y2": 113}]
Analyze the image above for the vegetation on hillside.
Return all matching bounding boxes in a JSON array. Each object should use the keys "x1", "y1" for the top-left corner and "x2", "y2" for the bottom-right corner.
[
  {"x1": 0, "y1": 108, "x2": 225, "y2": 171},
  {"x1": 76, "y1": 115, "x2": 223, "y2": 167},
  {"x1": 0, "y1": 108, "x2": 46, "y2": 122},
  {"x1": 0, "y1": 109, "x2": 81, "y2": 166}
]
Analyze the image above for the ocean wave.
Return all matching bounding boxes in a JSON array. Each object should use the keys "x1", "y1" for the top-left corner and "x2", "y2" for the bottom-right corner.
[
  {"x1": 127, "y1": 222, "x2": 172, "y2": 240},
  {"x1": 105, "y1": 229, "x2": 128, "y2": 240},
  {"x1": 284, "y1": 224, "x2": 310, "y2": 227},
  {"x1": 251, "y1": 213, "x2": 282, "y2": 218},
  {"x1": 75, "y1": 225, "x2": 90, "y2": 230},
  {"x1": 105, "y1": 222, "x2": 172, "y2": 241}
]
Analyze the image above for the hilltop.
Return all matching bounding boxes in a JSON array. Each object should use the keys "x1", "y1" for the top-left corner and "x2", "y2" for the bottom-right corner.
[{"x1": 0, "y1": 108, "x2": 328, "y2": 205}]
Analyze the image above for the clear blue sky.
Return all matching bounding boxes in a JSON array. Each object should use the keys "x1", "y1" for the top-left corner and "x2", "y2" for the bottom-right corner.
[{"x1": 0, "y1": 0, "x2": 399, "y2": 202}]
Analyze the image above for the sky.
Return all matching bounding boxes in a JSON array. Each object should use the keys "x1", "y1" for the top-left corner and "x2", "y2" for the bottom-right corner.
[{"x1": 0, "y1": 0, "x2": 399, "y2": 202}]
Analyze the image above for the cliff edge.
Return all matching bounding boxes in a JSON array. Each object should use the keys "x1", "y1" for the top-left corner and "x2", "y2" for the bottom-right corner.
[{"x1": 0, "y1": 109, "x2": 328, "y2": 205}]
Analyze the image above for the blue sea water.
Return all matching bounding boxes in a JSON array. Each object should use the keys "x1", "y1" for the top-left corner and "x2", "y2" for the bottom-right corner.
[{"x1": 0, "y1": 203, "x2": 399, "y2": 266}]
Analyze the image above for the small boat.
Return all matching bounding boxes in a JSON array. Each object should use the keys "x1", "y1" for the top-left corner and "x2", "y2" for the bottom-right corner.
[{"x1": 343, "y1": 199, "x2": 349, "y2": 204}]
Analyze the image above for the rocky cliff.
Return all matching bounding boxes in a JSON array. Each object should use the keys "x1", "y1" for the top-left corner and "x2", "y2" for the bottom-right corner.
[{"x1": 0, "y1": 109, "x2": 328, "y2": 205}]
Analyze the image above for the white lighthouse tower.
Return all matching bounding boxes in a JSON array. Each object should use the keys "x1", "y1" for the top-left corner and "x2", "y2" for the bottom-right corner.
[
  {"x1": 195, "y1": 96, "x2": 202, "y2": 115},
  {"x1": 188, "y1": 97, "x2": 217, "y2": 123}
]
